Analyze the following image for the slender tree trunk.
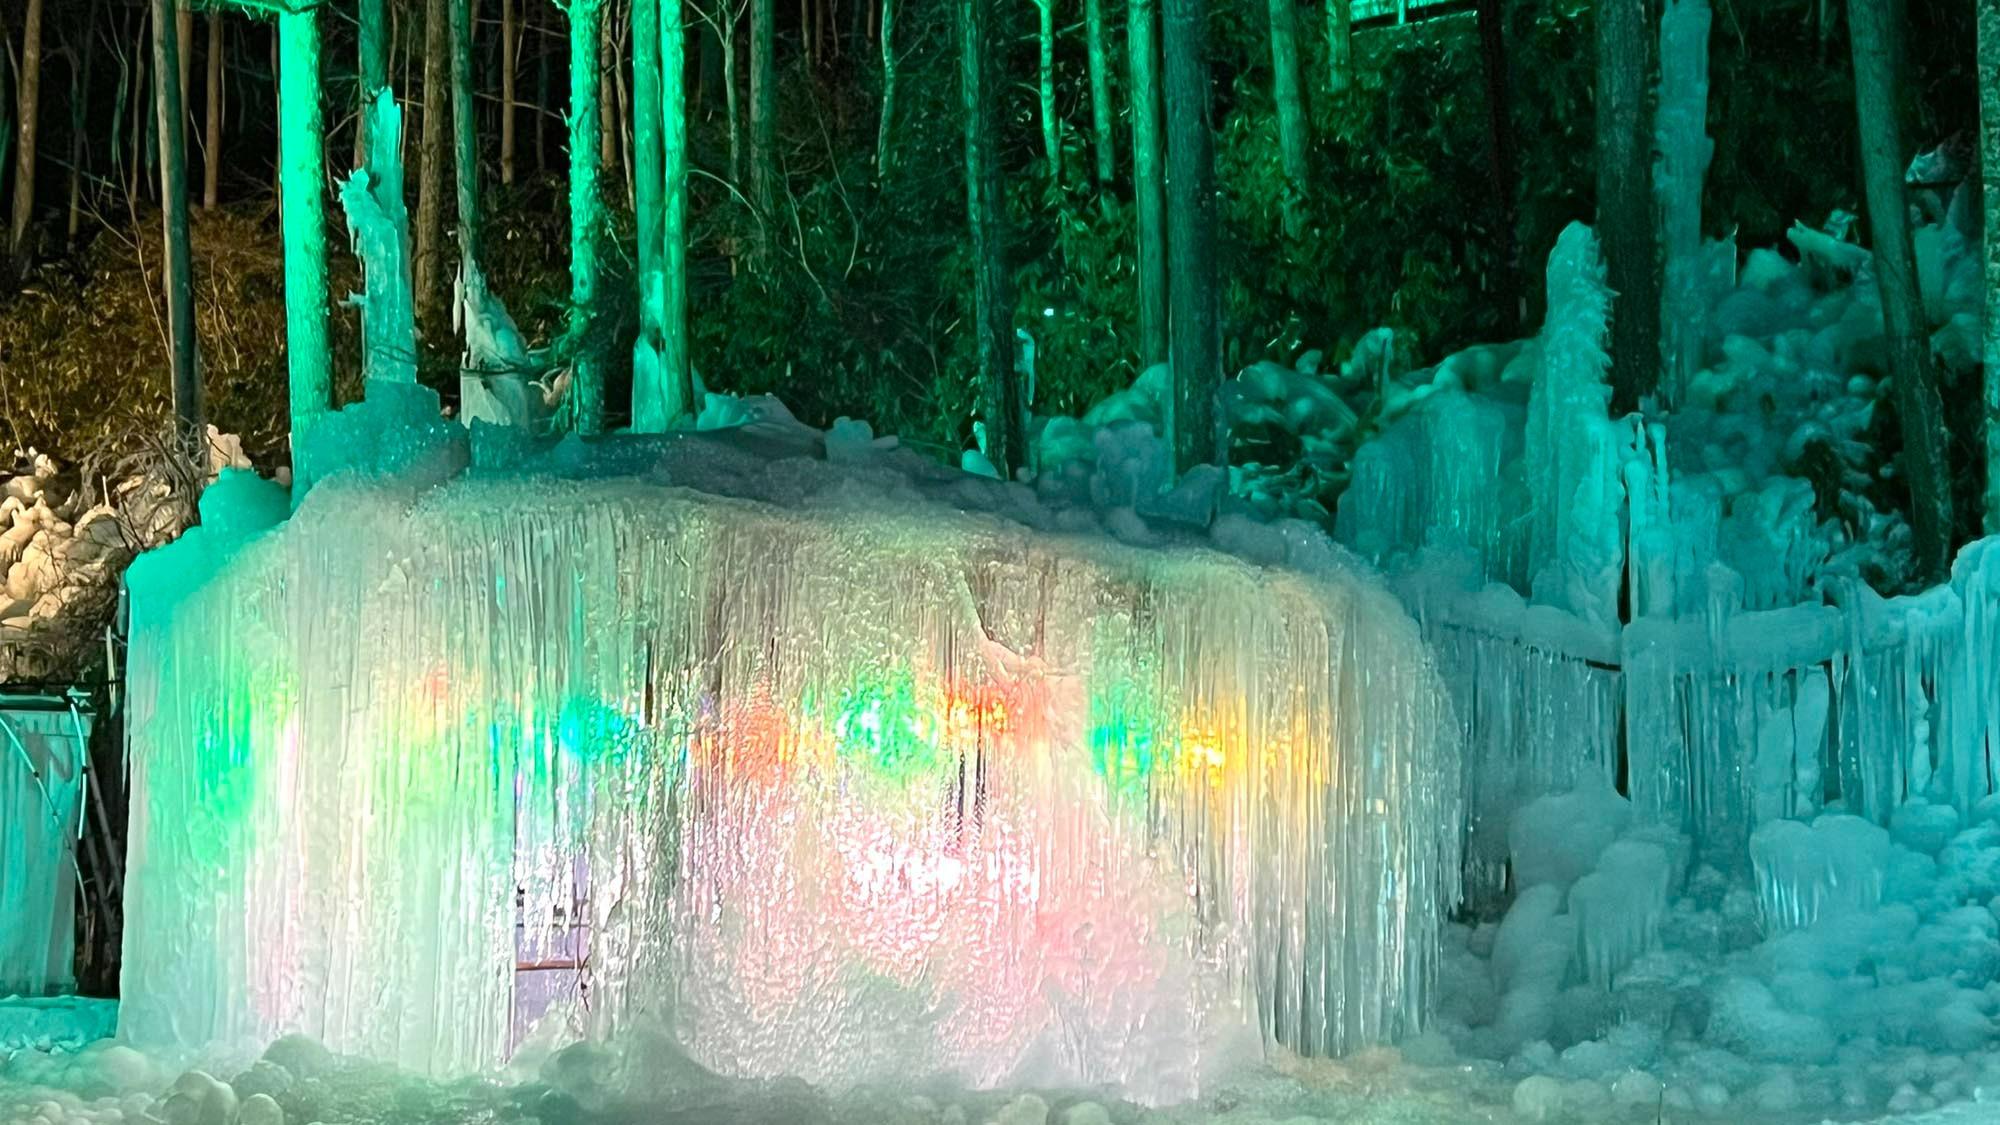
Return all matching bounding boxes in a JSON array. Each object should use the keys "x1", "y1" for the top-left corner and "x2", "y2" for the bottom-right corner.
[
  {"x1": 599, "y1": 8, "x2": 619, "y2": 191},
  {"x1": 452, "y1": 0, "x2": 482, "y2": 273},
  {"x1": 358, "y1": 0, "x2": 386, "y2": 161},
  {"x1": 175, "y1": 0, "x2": 192, "y2": 145},
  {"x1": 750, "y1": 0, "x2": 774, "y2": 217},
  {"x1": 501, "y1": 0, "x2": 518, "y2": 183},
  {"x1": 1035, "y1": 0, "x2": 1058, "y2": 178},
  {"x1": 1982, "y1": 0, "x2": 2000, "y2": 534},
  {"x1": 632, "y1": 0, "x2": 665, "y2": 420},
  {"x1": 277, "y1": 5, "x2": 331, "y2": 482},
  {"x1": 203, "y1": 11, "x2": 223, "y2": 208},
  {"x1": 800, "y1": 0, "x2": 811, "y2": 67},
  {"x1": 724, "y1": 10, "x2": 741, "y2": 186},
  {"x1": 1085, "y1": 0, "x2": 1113, "y2": 187},
  {"x1": 1475, "y1": 0, "x2": 1519, "y2": 326},
  {"x1": 567, "y1": 0, "x2": 608, "y2": 431},
  {"x1": 1596, "y1": 0, "x2": 1658, "y2": 413},
  {"x1": 1655, "y1": 0, "x2": 1712, "y2": 407},
  {"x1": 876, "y1": 0, "x2": 895, "y2": 177},
  {"x1": 633, "y1": 0, "x2": 692, "y2": 427},
  {"x1": 1324, "y1": 0, "x2": 1349, "y2": 95},
  {"x1": 153, "y1": 0, "x2": 201, "y2": 465},
  {"x1": 662, "y1": 0, "x2": 689, "y2": 422},
  {"x1": 10, "y1": 0, "x2": 44, "y2": 276},
  {"x1": 1162, "y1": 0, "x2": 1218, "y2": 475},
  {"x1": 69, "y1": 0, "x2": 102, "y2": 243},
  {"x1": 615, "y1": 16, "x2": 634, "y2": 205},
  {"x1": 1267, "y1": 0, "x2": 1307, "y2": 234},
  {"x1": 1128, "y1": 0, "x2": 1167, "y2": 369},
  {"x1": 415, "y1": 0, "x2": 449, "y2": 324},
  {"x1": 1849, "y1": 0, "x2": 1953, "y2": 577},
  {"x1": 961, "y1": 0, "x2": 1022, "y2": 475},
  {"x1": 537, "y1": 28, "x2": 550, "y2": 173}
]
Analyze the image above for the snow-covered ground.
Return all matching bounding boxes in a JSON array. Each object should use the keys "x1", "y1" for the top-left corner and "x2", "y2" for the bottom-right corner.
[{"x1": 3, "y1": 1027, "x2": 1997, "y2": 1125}]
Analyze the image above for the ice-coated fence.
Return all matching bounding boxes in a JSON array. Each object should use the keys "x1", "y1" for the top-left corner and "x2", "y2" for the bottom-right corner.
[
  {"x1": 1416, "y1": 538, "x2": 2000, "y2": 905},
  {"x1": 118, "y1": 439, "x2": 1464, "y2": 1099},
  {"x1": 0, "y1": 697, "x2": 90, "y2": 996}
]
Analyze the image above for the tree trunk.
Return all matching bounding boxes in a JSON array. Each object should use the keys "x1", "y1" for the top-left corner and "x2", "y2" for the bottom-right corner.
[
  {"x1": 1980, "y1": 0, "x2": 2000, "y2": 534},
  {"x1": 724, "y1": 7, "x2": 741, "y2": 186},
  {"x1": 876, "y1": 0, "x2": 895, "y2": 177},
  {"x1": 961, "y1": 0, "x2": 1022, "y2": 475},
  {"x1": 600, "y1": 8, "x2": 617, "y2": 185},
  {"x1": 537, "y1": 28, "x2": 550, "y2": 173},
  {"x1": 567, "y1": 0, "x2": 608, "y2": 431},
  {"x1": 1655, "y1": 0, "x2": 1712, "y2": 407},
  {"x1": 633, "y1": 0, "x2": 692, "y2": 428},
  {"x1": 1849, "y1": 0, "x2": 1954, "y2": 578},
  {"x1": 10, "y1": 0, "x2": 44, "y2": 276},
  {"x1": 175, "y1": 0, "x2": 192, "y2": 145},
  {"x1": 452, "y1": 0, "x2": 482, "y2": 272},
  {"x1": 1128, "y1": 0, "x2": 1167, "y2": 369},
  {"x1": 415, "y1": 0, "x2": 449, "y2": 324},
  {"x1": 1596, "y1": 0, "x2": 1658, "y2": 413},
  {"x1": 203, "y1": 11, "x2": 223, "y2": 208},
  {"x1": 358, "y1": 0, "x2": 386, "y2": 161},
  {"x1": 1323, "y1": 0, "x2": 1349, "y2": 95},
  {"x1": 1266, "y1": 0, "x2": 1307, "y2": 234},
  {"x1": 750, "y1": 0, "x2": 774, "y2": 217},
  {"x1": 501, "y1": 0, "x2": 517, "y2": 183},
  {"x1": 153, "y1": 0, "x2": 201, "y2": 466},
  {"x1": 68, "y1": 0, "x2": 102, "y2": 243},
  {"x1": 1161, "y1": 0, "x2": 1218, "y2": 475},
  {"x1": 277, "y1": 5, "x2": 332, "y2": 483},
  {"x1": 1474, "y1": 0, "x2": 1519, "y2": 326},
  {"x1": 1085, "y1": 0, "x2": 1113, "y2": 186},
  {"x1": 1035, "y1": 0, "x2": 1058, "y2": 178}
]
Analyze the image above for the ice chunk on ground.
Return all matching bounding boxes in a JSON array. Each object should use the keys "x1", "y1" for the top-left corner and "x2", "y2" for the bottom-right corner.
[
  {"x1": 1752, "y1": 815, "x2": 1892, "y2": 932},
  {"x1": 1508, "y1": 786, "x2": 1631, "y2": 891},
  {"x1": 1570, "y1": 838, "x2": 1676, "y2": 987}
]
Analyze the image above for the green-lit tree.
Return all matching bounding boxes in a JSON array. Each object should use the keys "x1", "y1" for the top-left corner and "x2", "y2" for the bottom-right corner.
[
  {"x1": 567, "y1": 0, "x2": 610, "y2": 432},
  {"x1": 961, "y1": 0, "x2": 1023, "y2": 474},
  {"x1": 1323, "y1": 0, "x2": 1349, "y2": 95},
  {"x1": 1162, "y1": 0, "x2": 1218, "y2": 474},
  {"x1": 1128, "y1": 0, "x2": 1167, "y2": 369},
  {"x1": 876, "y1": 0, "x2": 897, "y2": 176},
  {"x1": 750, "y1": 0, "x2": 775, "y2": 219},
  {"x1": 1266, "y1": 0, "x2": 1307, "y2": 235},
  {"x1": 1033, "y1": 0, "x2": 1058, "y2": 178},
  {"x1": 1982, "y1": 0, "x2": 2000, "y2": 534},
  {"x1": 1848, "y1": 0, "x2": 1952, "y2": 578},
  {"x1": 1597, "y1": 0, "x2": 1659, "y2": 413},
  {"x1": 1084, "y1": 0, "x2": 1113, "y2": 186},
  {"x1": 632, "y1": 0, "x2": 695, "y2": 429}
]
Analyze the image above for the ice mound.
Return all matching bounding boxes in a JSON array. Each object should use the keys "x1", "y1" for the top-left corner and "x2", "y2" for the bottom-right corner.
[{"x1": 118, "y1": 397, "x2": 1463, "y2": 1103}]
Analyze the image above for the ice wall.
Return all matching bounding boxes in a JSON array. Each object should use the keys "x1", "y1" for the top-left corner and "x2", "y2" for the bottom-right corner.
[{"x1": 119, "y1": 427, "x2": 1463, "y2": 1101}]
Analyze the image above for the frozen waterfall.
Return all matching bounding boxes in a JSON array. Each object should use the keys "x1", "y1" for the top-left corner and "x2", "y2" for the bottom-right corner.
[{"x1": 117, "y1": 414, "x2": 1462, "y2": 1102}]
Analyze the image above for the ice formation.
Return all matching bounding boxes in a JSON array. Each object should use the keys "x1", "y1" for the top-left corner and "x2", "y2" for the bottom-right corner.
[
  {"x1": 118, "y1": 394, "x2": 1462, "y2": 1101},
  {"x1": 1, "y1": 701, "x2": 91, "y2": 996}
]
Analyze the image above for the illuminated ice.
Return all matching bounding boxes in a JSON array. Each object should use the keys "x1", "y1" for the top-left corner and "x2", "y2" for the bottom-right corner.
[{"x1": 118, "y1": 410, "x2": 1462, "y2": 1103}]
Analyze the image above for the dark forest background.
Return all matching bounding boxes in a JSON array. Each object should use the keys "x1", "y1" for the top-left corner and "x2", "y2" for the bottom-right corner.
[{"x1": 0, "y1": 0, "x2": 1979, "y2": 467}]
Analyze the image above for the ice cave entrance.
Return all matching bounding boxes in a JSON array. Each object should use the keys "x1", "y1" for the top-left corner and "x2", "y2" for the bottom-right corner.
[{"x1": 116, "y1": 413, "x2": 1461, "y2": 1104}]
